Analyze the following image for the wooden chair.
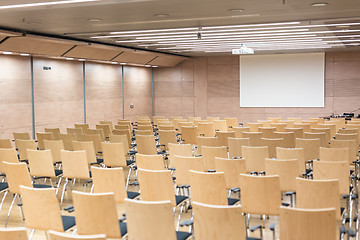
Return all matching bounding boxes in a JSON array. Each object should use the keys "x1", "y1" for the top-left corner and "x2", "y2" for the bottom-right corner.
[
  {"x1": 114, "y1": 124, "x2": 131, "y2": 130},
  {"x1": 36, "y1": 132, "x2": 54, "y2": 150},
  {"x1": 198, "y1": 122, "x2": 215, "y2": 137},
  {"x1": 276, "y1": 147, "x2": 305, "y2": 175},
  {"x1": 44, "y1": 139, "x2": 64, "y2": 164},
  {"x1": 284, "y1": 127, "x2": 304, "y2": 138},
  {"x1": 15, "y1": 139, "x2": 37, "y2": 162},
  {"x1": 20, "y1": 186, "x2": 75, "y2": 236},
  {"x1": 125, "y1": 199, "x2": 191, "y2": 240},
  {"x1": 201, "y1": 146, "x2": 228, "y2": 171},
  {"x1": 261, "y1": 138, "x2": 285, "y2": 158},
  {"x1": 136, "y1": 135, "x2": 158, "y2": 155},
  {"x1": 313, "y1": 161, "x2": 349, "y2": 195},
  {"x1": 100, "y1": 120, "x2": 114, "y2": 131},
  {"x1": 265, "y1": 158, "x2": 298, "y2": 192},
  {"x1": 311, "y1": 127, "x2": 331, "y2": 141},
  {"x1": 270, "y1": 123, "x2": 287, "y2": 132},
  {"x1": 247, "y1": 123, "x2": 262, "y2": 132},
  {"x1": 319, "y1": 123, "x2": 337, "y2": 138},
  {"x1": 242, "y1": 146, "x2": 269, "y2": 173},
  {"x1": 339, "y1": 128, "x2": 360, "y2": 142},
  {"x1": 158, "y1": 130, "x2": 177, "y2": 151},
  {"x1": 0, "y1": 148, "x2": 19, "y2": 177},
  {"x1": 295, "y1": 138, "x2": 320, "y2": 161},
  {"x1": 66, "y1": 128, "x2": 83, "y2": 140},
  {"x1": 196, "y1": 136, "x2": 219, "y2": 154},
  {"x1": 193, "y1": 119, "x2": 207, "y2": 127},
  {"x1": 59, "y1": 133, "x2": 76, "y2": 151},
  {"x1": 72, "y1": 191, "x2": 127, "y2": 238},
  {"x1": 108, "y1": 134, "x2": 130, "y2": 153},
  {"x1": 268, "y1": 117, "x2": 282, "y2": 123},
  {"x1": 81, "y1": 134, "x2": 103, "y2": 153},
  {"x1": 213, "y1": 120, "x2": 228, "y2": 132},
  {"x1": 287, "y1": 117, "x2": 302, "y2": 123},
  {"x1": 233, "y1": 127, "x2": 250, "y2": 138},
  {"x1": 13, "y1": 132, "x2": 30, "y2": 141},
  {"x1": 136, "y1": 153, "x2": 165, "y2": 170},
  {"x1": 137, "y1": 125, "x2": 153, "y2": 131},
  {"x1": 302, "y1": 120, "x2": 318, "y2": 128},
  {"x1": 335, "y1": 133, "x2": 359, "y2": 147},
  {"x1": 48, "y1": 230, "x2": 106, "y2": 240},
  {"x1": 309, "y1": 118, "x2": 324, "y2": 124},
  {"x1": 274, "y1": 131, "x2": 295, "y2": 148},
  {"x1": 0, "y1": 139, "x2": 12, "y2": 148},
  {"x1": 177, "y1": 122, "x2": 193, "y2": 133},
  {"x1": 45, "y1": 128, "x2": 61, "y2": 140},
  {"x1": 304, "y1": 132, "x2": 328, "y2": 147},
  {"x1": 0, "y1": 227, "x2": 28, "y2": 240},
  {"x1": 74, "y1": 123, "x2": 89, "y2": 132},
  {"x1": 188, "y1": 117, "x2": 201, "y2": 123},
  {"x1": 330, "y1": 139, "x2": 357, "y2": 163},
  {"x1": 242, "y1": 132, "x2": 263, "y2": 146},
  {"x1": 96, "y1": 124, "x2": 111, "y2": 139},
  {"x1": 329, "y1": 118, "x2": 346, "y2": 129},
  {"x1": 215, "y1": 157, "x2": 246, "y2": 195},
  {"x1": 293, "y1": 123, "x2": 311, "y2": 133},
  {"x1": 224, "y1": 118, "x2": 239, "y2": 131},
  {"x1": 173, "y1": 156, "x2": 205, "y2": 191},
  {"x1": 73, "y1": 141, "x2": 98, "y2": 165},
  {"x1": 280, "y1": 207, "x2": 336, "y2": 240},
  {"x1": 319, "y1": 147, "x2": 349, "y2": 163},
  {"x1": 192, "y1": 202, "x2": 249, "y2": 240},
  {"x1": 228, "y1": 137, "x2": 250, "y2": 159},
  {"x1": 216, "y1": 131, "x2": 235, "y2": 147},
  {"x1": 158, "y1": 125, "x2": 176, "y2": 131},
  {"x1": 296, "y1": 178, "x2": 341, "y2": 219},
  {"x1": 91, "y1": 166, "x2": 139, "y2": 203},
  {"x1": 189, "y1": 170, "x2": 238, "y2": 206},
  {"x1": 168, "y1": 143, "x2": 193, "y2": 168},
  {"x1": 258, "y1": 120, "x2": 271, "y2": 127},
  {"x1": 259, "y1": 127, "x2": 277, "y2": 138},
  {"x1": 181, "y1": 126, "x2": 198, "y2": 145},
  {"x1": 83, "y1": 129, "x2": 105, "y2": 142},
  {"x1": 206, "y1": 117, "x2": 220, "y2": 122}
]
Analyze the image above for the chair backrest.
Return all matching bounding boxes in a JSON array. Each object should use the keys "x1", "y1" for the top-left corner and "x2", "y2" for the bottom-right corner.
[
  {"x1": 44, "y1": 140, "x2": 65, "y2": 163},
  {"x1": 302, "y1": 120, "x2": 318, "y2": 128},
  {"x1": 284, "y1": 127, "x2": 304, "y2": 138},
  {"x1": 66, "y1": 128, "x2": 83, "y2": 140},
  {"x1": 114, "y1": 124, "x2": 130, "y2": 130},
  {"x1": 268, "y1": 117, "x2": 282, "y2": 122},
  {"x1": 137, "y1": 169, "x2": 176, "y2": 207},
  {"x1": 0, "y1": 139, "x2": 12, "y2": 148},
  {"x1": 81, "y1": 134, "x2": 102, "y2": 153},
  {"x1": 206, "y1": 117, "x2": 220, "y2": 122},
  {"x1": 247, "y1": 123, "x2": 262, "y2": 132},
  {"x1": 20, "y1": 186, "x2": 63, "y2": 232},
  {"x1": 198, "y1": 122, "x2": 215, "y2": 137},
  {"x1": 224, "y1": 118, "x2": 238, "y2": 131},
  {"x1": 13, "y1": 132, "x2": 30, "y2": 141},
  {"x1": 178, "y1": 122, "x2": 193, "y2": 131},
  {"x1": 60, "y1": 150, "x2": 90, "y2": 180},
  {"x1": 304, "y1": 132, "x2": 328, "y2": 147},
  {"x1": 135, "y1": 129, "x2": 153, "y2": 136},
  {"x1": 197, "y1": 137, "x2": 219, "y2": 154},
  {"x1": 215, "y1": 157, "x2": 246, "y2": 190},
  {"x1": 242, "y1": 132, "x2": 263, "y2": 146},
  {"x1": 137, "y1": 125, "x2": 153, "y2": 131},
  {"x1": 108, "y1": 134, "x2": 129, "y2": 152},
  {"x1": 313, "y1": 161, "x2": 349, "y2": 195},
  {"x1": 73, "y1": 141, "x2": 97, "y2": 165},
  {"x1": 83, "y1": 129, "x2": 105, "y2": 142},
  {"x1": 259, "y1": 127, "x2": 277, "y2": 138},
  {"x1": 330, "y1": 139, "x2": 357, "y2": 163},
  {"x1": 36, "y1": 132, "x2": 54, "y2": 150},
  {"x1": 158, "y1": 125, "x2": 175, "y2": 131},
  {"x1": 45, "y1": 128, "x2": 61, "y2": 140},
  {"x1": 0, "y1": 227, "x2": 28, "y2": 240},
  {"x1": 276, "y1": 147, "x2": 305, "y2": 175},
  {"x1": 0, "y1": 148, "x2": 19, "y2": 173},
  {"x1": 173, "y1": 156, "x2": 204, "y2": 186},
  {"x1": 48, "y1": 230, "x2": 106, "y2": 240},
  {"x1": 189, "y1": 170, "x2": 228, "y2": 205},
  {"x1": 274, "y1": 131, "x2": 295, "y2": 148},
  {"x1": 194, "y1": 119, "x2": 207, "y2": 127},
  {"x1": 125, "y1": 199, "x2": 177, "y2": 240},
  {"x1": 213, "y1": 120, "x2": 227, "y2": 132},
  {"x1": 296, "y1": 178, "x2": 340, "y2": 219},
  {"x1": 261, "y1": 138, "x2": 285, "y2": 158},
  {"x1": 216, "y1": 131, "x2": 235, "y2": 147},
  {"x1": 280, "y1": 207, "x2": 336, "y2": 240},
  {"x1": 295, "y1": 138, "x2": 320, "y2": 161},
  {"x1": 96, "y1": 124, "x2": 111, "y2": 139},
  {"x1": 319, "y1": 123, "x2": 336, "y2": 138},
  {"x1": 270, "y1": 123, "x2": 287, "y2": 132},
  {"x1": 100, "y1": 120, "x2": 114, "y2": 131},
  {"x1": 74, "y1": 123, "x2": 89, "y2": 132},
  {"x1": 233, "y1": 127, "x2": 250, "y2": 138},
  {"x1": 168, "y1": 143, "x2": 192, "y2": 168},
  {"x1": 265, "y1": 158, "x2": 298, "y2": 192},
  {"x1": 158, "y1": 130, "x2": 177, "y2": 150},
  {"x1": 188, "y1": 117, "x2": 202, "y2": 123},
  {"x1": 112, "y1": 129, "x2": 132, "y2": 145},
  {"x1": 15, "y1": 139, "x2": 37, "y2": 161},
  {"x1": 319, "y1": 147, "x2": 349, "y2": 163},
  {"x1": 339, "y1": 128, "x2": 360, "y2": 141},
  {"x1": 287, "y1": 117, "x2": 302, "y2": 123},
  {"x1": 228, "y1": 137, "x2": 250, "y2": 158},
  {"x1": 201, "y1": 146, "x2": 228, "y2": 171},
  {"x1": 136, "y1": 153, "x2": 164, "y2": 170},
  {"x1": 193, "y1": 202, "x2": 246, "y2": 240},
  {"x1": 27, "y1": 149, "x2": 56, "y2": 178},
  {"x1": 181, "y1": 126, "x2": 198, "y2": 145},
  {"x1": 241, "y1": 146, "x2": 269, "y2": 172},
  {"x1": 136, "y1": 135, "x2": 157, "y2": 155},
  {"x1": 91, "y1": 166, "x2": 127, "y2": 203},
  {"x1": 101, "y1": 142, "x2": 127, "y2": 167},
  {"x1": 335, "y1": 133, "x2": 359, "y2": 146},
  {"x1": 311, "y1": 128, "x2": 331, "y2": 142},
  {"x1": 72, "y1": 191, "x2": 122, "y2": 238},
  {"x1": 3, "y1": 162, "x2": 32, "y2": 194},
  {"x1": 239, "y1": 174, "x2": 281, "y2": 215},
  {"x1": 293, "y1": 123, "x2": 311, "y2": 133},
  {"x1": 59, "y1": 133, "x2": 76, "y2": 151},
  {"x1": 258, "y1": 120, "x2": 271, "y2": 128}
]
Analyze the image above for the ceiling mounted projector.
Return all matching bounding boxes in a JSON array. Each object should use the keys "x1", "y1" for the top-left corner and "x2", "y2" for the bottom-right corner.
[{"x1": 232, "y1": 46, "x2": 254, "y2": 55}]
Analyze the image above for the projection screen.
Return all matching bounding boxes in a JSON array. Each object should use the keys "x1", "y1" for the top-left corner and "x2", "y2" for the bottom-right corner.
[{"x1": 239, "y1": 53, "x2": 325, "y2": 107}]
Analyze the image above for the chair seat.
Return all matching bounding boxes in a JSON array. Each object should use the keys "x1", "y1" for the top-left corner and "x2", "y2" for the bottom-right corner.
[
  {"x1": 176, "y1": 231, "x2": 192, "y2": 240},
  {"x1": 227, "y1": 198, "x2": 239, "y2": 206},
  {"x1": 247, "y1": 237, "x2": 260, "y2": 240},
  {"x1": 119, "y1": 220, "x2": 127, "y2": 237},
  {"x1": 127, "y1": 191, "x2": 140, "y2": 199},
  {"x1": 0, "y1": 182, "x2": 8, "y2": 192},
  {"x1": 127, "y1": 160, "x2": 136, "y2": 166},
  {"x1": 61, "y1": 215, "x2": 76, "y2": 231},
  {"x1": 33, "y1": 184, "x2": 53, "y2": 189},
  {"x1": 55, "y1": 169, "x2": 63, "y2": 176},
  {"x1": 97, "y1": 158, "x2": 104, "y2": 164},
  {"x1": 175, "y1": 195, "x2": 188, "y2": 206}
]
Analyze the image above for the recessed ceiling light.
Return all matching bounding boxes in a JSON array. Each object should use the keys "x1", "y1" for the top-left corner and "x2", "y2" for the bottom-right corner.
[
  {"x1": 120, "y1": 62, "x2": 127, "y2": 65},
  {"x1": 20, "y1": 53, "x2": 30, "y2": 56},
  {"x1": 144, "y1": 65, "x2": 151, "y2": 67},
  {"x1": 152, "y1": 66, "x2": 158, "y2": 68},
  {"x1": 2, "y1": 51, "x2": 13, "y2": 55},
  {"x1": 0, "y1": 0, "x2": 99, "y2": 10},
  {"x1": 335, "y1": 25, "x2": 350, "y2": 28},
  {"x1": 88, "y1": 18, "x2": 102, "y2": 22},
  {"x1": 78, "y1": 58, "x2": 85, "y2": 61},
  {"x1": 227, "y1": 8, "x2": 244, "y2": 12},
  {"x1": 111, "y1": 61, "x2": 118, "y2": 64},
  {"x1": 311, "y1": 2, "x2": 328, "y2": 7},
  {"x1": 154, "y1": 14, "x2": 169, "y2": 17},
  {"x1": 66, "y1": 57, "x2": 74, "y2": 60}
]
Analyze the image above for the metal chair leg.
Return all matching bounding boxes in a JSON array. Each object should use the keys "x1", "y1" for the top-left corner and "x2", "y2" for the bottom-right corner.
[
  {"x1": 56, "y1": 176, "x2": 63, "y2": 195},
  {"x1": 29, "y1": 229, "x2": 35, "y2": 240},
  {"x1": 60, "y1": 178, "x2": 69, "y2": 209},
  {"x1": 18, "y1": 195, "x2": 25, "y2": 220},
  {"x1": 126, "y1": 167, "x2": 132, "y2": 190},
  {"x1": 0, "y1": 190, "x2": 8, "y2": 213},
  {"x1": 5, "y1": 194, "x2": 17, "y2": 227},
  {"x1": 176, "y1": 203, "x2": 185, "y2": 231}
]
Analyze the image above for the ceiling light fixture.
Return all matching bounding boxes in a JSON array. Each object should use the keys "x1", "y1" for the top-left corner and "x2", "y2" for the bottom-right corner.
[
  {"x1": 78, "y1": 59, "x2": 86, "y2": 61},
  {"x1": 66, "y1": 57, "x2": 74, "y2": 60},
  {"x1": 111, "y1": 61, "x2": 118, "y2": 64},
  {"x1": 154, "y1": 14, "x2": 170, "y2": 17},
  {"x1": 88, "y1": 18, "x2": 102, "y2": 22},
  {"x1": 311, "y1": 2, "x2": 328, "y2": 7},
  {"x1": 20, "y1": 53, "x2": 30, "y2": 56},
  {"x1": 144, "y1": 65, "x2": 152, "y2": 67},
  {"x1": 227, "y1": 8, "x2": 244, "y2": 12},
  {"x1": 0, "y1": 0, "x2": 99, "y2": 10},
  {"x1": 120, "y1": 62, "x2": 127, "y2": 65},
  {"x1": 2, "y1": 51, "x2": 13, "y2": 55}
]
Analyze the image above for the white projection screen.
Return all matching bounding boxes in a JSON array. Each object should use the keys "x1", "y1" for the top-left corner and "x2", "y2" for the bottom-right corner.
[{"x1": 240, "y1": 53, "x2": 325, "y2": 107}]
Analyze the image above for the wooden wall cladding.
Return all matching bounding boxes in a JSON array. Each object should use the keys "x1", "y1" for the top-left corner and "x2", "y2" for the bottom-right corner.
[
  {"x1": 154, "y1": 51, "x2": 360, "y2": 124},
  {"x1": 0, "y1": 36, "x2": 75, "y2": 56},
  {"x1": 113, "y1": 51, "x2": 158, "y2": 65},
  {"x1": 64, "y1": 45, "x2": 123, "y2": 61},
  {"x1": 149, "y1": 54, "x2": 187, "y2": 67},
  {"x1": 124, "y1": 66, "x2": 152, "y2": 121},
  {"x1": 0, "y1": 55, "x2": 32, "y2": 140},
  {"x1": 33, "y1": 57, "x2": 84, "y2": 132}
]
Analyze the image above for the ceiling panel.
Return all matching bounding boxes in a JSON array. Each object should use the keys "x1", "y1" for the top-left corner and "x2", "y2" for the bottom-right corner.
[
  {"x1": 148, "y1": 54, "x2": 187, "y2": 67},
  {"x1": 112, "y1": 51, "x2": 158, "y2": 65},
  {"x1": 63, "y1": 44, "x2": 124, "y2": 61},
  {"x1": 0, "y1": 36, "x2": 76, "y2": 56}
]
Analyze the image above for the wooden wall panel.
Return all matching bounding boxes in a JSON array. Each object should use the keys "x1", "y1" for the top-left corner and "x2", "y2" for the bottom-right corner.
[{"x1": 34, "y1": 57, "x2": 83, "y2": 132}]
